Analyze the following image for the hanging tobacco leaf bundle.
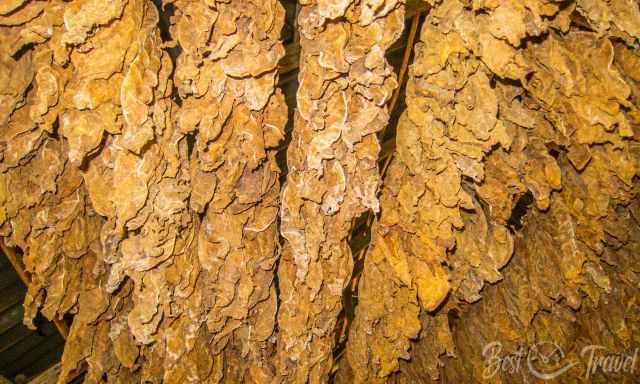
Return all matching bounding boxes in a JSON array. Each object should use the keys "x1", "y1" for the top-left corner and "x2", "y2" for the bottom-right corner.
[
  {"x1": 0, "y1": 0, "x2": 638, "y2": 383},
  {"x1": 340, "y1": 0, "x2": 640, "y2": 382},
  {"x1": 276, "y1": 0, "x2": 405, "y2": 382}
]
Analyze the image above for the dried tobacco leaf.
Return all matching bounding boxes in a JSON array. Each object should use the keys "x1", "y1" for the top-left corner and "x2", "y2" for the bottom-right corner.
[
  {"x1": 169, "y1": 0, "x2": 287, "y2": 381},
  {"x1": 340, "y1": 0, "x2": 640, "y2": 382},
  {"x1": 2, "y1": 0, "x2": 289, "y2": 380},
  {"x1": 1, "y1": 0, "x2": 637, "y2": 383},
  {"x1": 435, "y1": 156, "x2": 640, "y2": 384},
  {"x1": 0, "y1": 0, "x2": 188, "y2": 381},
  {"x1": 275, "y1": 0, "x2": 405, "y2": 382},
  {"x1": 0, "y1": 1, "x2": 140, "y2": 382}
]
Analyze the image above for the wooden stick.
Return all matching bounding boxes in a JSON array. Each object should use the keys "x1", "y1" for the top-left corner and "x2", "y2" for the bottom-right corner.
[{"x1": 388, "y1": 5, "x2": 422, "y2": 115}]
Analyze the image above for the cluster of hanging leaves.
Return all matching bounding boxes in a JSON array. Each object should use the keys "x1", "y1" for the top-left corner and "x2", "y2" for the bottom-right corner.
[
  {"x1": 337, "y1": 0, "x2": 640, "y2": 382},
  {"x1": 1, "y1": 0, "x2": 287, "y2": 382},
  {"x1": 0, "y1": 0, "x2": 639, "y2": 383},
  {"x1": 276, "y1": 0, "x2": 404, "y2": 381}
]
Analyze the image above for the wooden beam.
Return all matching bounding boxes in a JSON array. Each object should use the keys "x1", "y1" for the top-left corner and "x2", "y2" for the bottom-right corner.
[
  {"x1": 1, "y1": 240, "x2": 29, "y2": 286},
  {"x1": 0, "y1": 240, "x2": 69, "y2": 340},
  {"x1": 0, "y1": 240, "x2": 79, "y2": 383},
  {"x1": 29, "y1": 363, "x2": 60, "y2": 384}
]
